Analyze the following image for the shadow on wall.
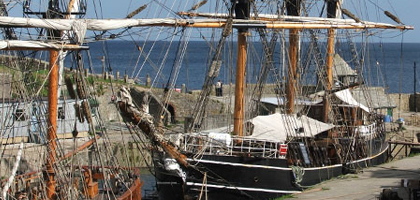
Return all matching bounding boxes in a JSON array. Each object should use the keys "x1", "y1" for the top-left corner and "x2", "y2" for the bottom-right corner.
[{"x1": 130, "y1": 88, "x2": 175, "y2": 125}]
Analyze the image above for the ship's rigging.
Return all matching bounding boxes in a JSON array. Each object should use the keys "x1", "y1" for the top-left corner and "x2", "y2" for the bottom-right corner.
[{"x1": 0, "y1": 0, "x2": 414, "y2": 199}]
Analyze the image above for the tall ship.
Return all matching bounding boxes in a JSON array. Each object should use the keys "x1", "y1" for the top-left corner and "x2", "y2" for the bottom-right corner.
[
  {"x1": 0, "y1": 0, "x2": 410, "y2": 199},
  {"x1": 0, "y1": 0, "x2": 146, "y2": 199},
  {"x1": 113, "y1": 0, "x2": 414, "y2": 200}
]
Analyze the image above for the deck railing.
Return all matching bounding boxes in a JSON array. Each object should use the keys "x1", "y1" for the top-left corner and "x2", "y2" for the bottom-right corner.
[{"x1": 182, "y1": 133, "x2": 285, "y2": 159}]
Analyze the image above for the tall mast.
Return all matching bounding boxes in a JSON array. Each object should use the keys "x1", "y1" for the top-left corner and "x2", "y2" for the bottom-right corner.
[
  {"x1": 46, "y1": 49, "x2": 59, "y2": 199},
  {"x1": 45, "y1": 0, "x2": 60, "y2": 199},
  {"x1": 233, "y1": 0, "x2": 250, "y2": 136},
  {"x1": 285, "y1": 0, "x2": 301, "y2": 114},
  {"x1": 323, "y1": 0, "x2": 342, "y2": 122},
  {"x1": 415, "y1": 62, "x2": 417, "y2": 113}
]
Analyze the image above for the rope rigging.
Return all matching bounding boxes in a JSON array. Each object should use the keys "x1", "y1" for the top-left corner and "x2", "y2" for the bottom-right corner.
[{"x1": 188, "y1": 18, "x2": 233, "y2": 133}]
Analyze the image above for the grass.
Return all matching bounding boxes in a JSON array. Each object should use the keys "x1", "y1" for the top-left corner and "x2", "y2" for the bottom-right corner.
[
  {"x1": 2, "y1": 57, "x2": 151, "y2": 98},
  {"x1": 271, "y1": 194, "x2": 295, "y2": 200},
  {"x1": 408, "y1": 152, "x2": 420, "y2": 157},
  {"x1": 337, "y1": 174, "x2": 359, "y2": 179}
]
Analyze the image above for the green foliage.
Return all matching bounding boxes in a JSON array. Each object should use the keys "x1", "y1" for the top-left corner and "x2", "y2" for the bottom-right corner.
[
  {"x1": 271, "y1": 194, "x2": 295, "y2": 200},
  {"x1": 88, "y1": 98, "x2": 99, "y2": 107},
  {"x1": 408, "y1": 152, "x2": 420, "y2": 157},
  {"x1": 337, "y1": 174, "x2": 358, "y2": 179},
  {"x1": 322, "y1": 187, "x2": 330, "y2": 190}
]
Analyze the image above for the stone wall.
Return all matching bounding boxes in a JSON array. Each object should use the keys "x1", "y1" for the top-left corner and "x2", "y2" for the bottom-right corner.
[
  {"x1": 409, "y1": 93, "x2": 420, "y2": 112},
  {"x1": 0, "y1": 135, "x2": 153, "y2": 179},
  {"x1": 388, "y1": 93, "x2": 420, "y2": 113},
  {"x1": 389, "y1": 93, "x2": 410, "y2": 112}
]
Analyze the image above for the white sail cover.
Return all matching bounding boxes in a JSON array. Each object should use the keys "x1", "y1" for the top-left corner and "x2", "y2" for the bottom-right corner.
[
  {"x1": 0, "y1": 16, "x2": 199, "y2": 31},
  {"x1": 334, "y1": 89, "x2": 369, "y2": 112},
  {"x1": 0, "y1": 40, "x2": 86, "y2": 50},
  {"x1": 0, "y1": 16, "x2": 411, "y2": 32},
  {"x1": 247, "y1": 113, "x2": 334, "y2": 142}
]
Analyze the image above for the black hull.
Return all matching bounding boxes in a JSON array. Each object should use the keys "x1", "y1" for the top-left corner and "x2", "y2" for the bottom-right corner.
[{"x1": 154, "y1": 144, "x2": 388, "y2": 200}]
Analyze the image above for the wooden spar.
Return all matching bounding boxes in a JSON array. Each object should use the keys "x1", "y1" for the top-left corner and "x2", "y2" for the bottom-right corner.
[
  {"x1": 323, "y1": 0, "x2": 341, "y2": 123},
  {"x1": 323, "y1": 28, "x2": 335, "y2": 122},
  {"x1": 286, "y1": 29, "x2": 298, "y2": 114},
  {"x1": 45, "y1": 1, "x2": 61, "y2": 198},
  {"x1": 415, "y1": 62, "x2": 417, "y2": 112},
  {"x1": 0, "y1": 17, "x2": 412, "y2": 31},
  {"x1": 285, "y1": 0, "x2": 301, "y2": 114},
  {"x1": 46, "y1": 49, "x2": 59, "y2": 200},
  {"x1": 117, "y1": 178, "x2": 143, "y2": 200},
  {"x1": 60, "y1": 135, "x2": 100, "y2": 160},
  {"x1": 232, "y1": 0, "x2": 250, "y2": 137},
  {"x1": 65, "y1": 0, "x2": 77, "y2": 19},
  {"x1": 178, "y1": 12, "x2": 358, "y2": 23},
  {"x1": 0, "y1": 43, "x2": 88, "y2": 51},
  {"x1": 2, "y1": 142, "x2": 23, "y2": 199},
  {"x1": 118, "y1": 101, "x2": 188, "y2": 167},
  {"x1": 233, "y1": 32, "x2": 247, "y2": 136}
]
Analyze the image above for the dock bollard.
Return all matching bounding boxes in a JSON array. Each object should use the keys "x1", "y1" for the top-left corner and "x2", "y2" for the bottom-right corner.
[{"x1": 181, "y1": 84, "x2": 186, "y2": 93}]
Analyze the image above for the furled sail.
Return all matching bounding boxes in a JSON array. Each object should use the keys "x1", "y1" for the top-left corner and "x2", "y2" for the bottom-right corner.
[
  {"x1": 0, "y1": 40, "x2": 88, "y2": 50},
  {"x1": 0, "y1": 16, "x2": 412, "y2": 31}
]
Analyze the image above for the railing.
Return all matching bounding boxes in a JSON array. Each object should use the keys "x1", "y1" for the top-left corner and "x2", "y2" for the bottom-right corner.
[
  {"x1": 336, "y1": 122, "x2": 381, "y2": 139},
  {"x1": 351, "y1": 123, "x2": 378, "y2": 138},
  {"x1": 182, "y1": 133, "x2": 286, "y2": 159}
]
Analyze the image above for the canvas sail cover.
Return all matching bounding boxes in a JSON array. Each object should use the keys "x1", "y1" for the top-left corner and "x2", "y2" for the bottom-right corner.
[
  {"x1": 247, "y1": 113, "x2": 334, "y2": 142},
  {"x1": 334, "y1": 89, "x2": 369, "y2": 112},
  {"x1": 0, "y1": 16, "x2": 411, "y2": 32},
  {"x1": 0, "y1": 40, "x2": 86, "y2": 50}
]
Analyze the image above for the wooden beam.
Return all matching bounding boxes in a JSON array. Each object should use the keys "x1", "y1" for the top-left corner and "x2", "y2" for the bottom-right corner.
[
  {"x1": 233, "y1": 32, "x2": 247, "y2": 136},
  {"x1": 323, "y1": 28, "x2": 335, "y2": 122},
  {"x1": 285, "y1": 0, "x2": 301, "y2": 114},
  {"x1": 233, "y1": 0, "x2": 250, "y2": 137},
  {"x1": 46, "y1": 49, "x2": 59, "y2": 200}
]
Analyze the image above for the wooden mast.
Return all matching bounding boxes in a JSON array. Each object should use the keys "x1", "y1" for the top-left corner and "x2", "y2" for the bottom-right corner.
[
  {"x1": 46, "y1": 49, "x2": 59, "y2": 199},
  {"x1": 323, "y1": 28, "x2": 335, "y2": 122},
  {"x1": 46, "y1": 0, "x2": 60, "y2": 199},
  {"x1": 233, "y1": 0, "x2": 250, "y2": 136},
  {"x1": 323, "y1": 0, "x2": 342, "y2": 123},
  {"x1": 285, "y1": 0, "x2": 301, "y2": 114}
]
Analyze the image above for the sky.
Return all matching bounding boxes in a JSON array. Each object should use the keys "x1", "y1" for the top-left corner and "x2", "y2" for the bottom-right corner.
[{"x1": 360, "y1": 0, "x2": 420, "y2": 43}]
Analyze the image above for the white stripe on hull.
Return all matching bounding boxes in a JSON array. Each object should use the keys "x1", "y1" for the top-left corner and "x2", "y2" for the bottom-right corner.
[
  {"x1": 347, "y1": 145, "x2": 388, "y2": 165},
  {"x1": 187, "y1": 145, "x2": 388, "y2": 171},
  {"x1": 186, "y1": 182, "x2": 302, "y2": 194}
]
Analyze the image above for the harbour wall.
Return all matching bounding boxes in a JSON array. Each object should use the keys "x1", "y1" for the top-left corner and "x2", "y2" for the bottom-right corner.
[
  {"x1": 389, "y1": 93, "x2": 420, "y2": 113},
  {"x1": 0, "y1": 134, "x2": 153, "y2": 179}
]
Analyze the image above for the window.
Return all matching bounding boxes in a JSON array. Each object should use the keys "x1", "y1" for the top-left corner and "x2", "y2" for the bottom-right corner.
[
  {"x1": 14, "y1": 109, "x2": 27, "y2": 121},
  {"x1": 58, "y1": 107, "x2": 65, "y2": 119}
]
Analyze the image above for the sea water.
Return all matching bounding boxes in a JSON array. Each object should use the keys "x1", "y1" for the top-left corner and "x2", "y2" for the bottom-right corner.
[{"x1": 81, "y1": 40, "x2": 420, "y2": 94}]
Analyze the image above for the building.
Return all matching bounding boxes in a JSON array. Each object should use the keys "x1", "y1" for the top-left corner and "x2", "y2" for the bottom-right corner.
[{"x1": 1, "y1": 99, "x2": 91, "y2": 144}]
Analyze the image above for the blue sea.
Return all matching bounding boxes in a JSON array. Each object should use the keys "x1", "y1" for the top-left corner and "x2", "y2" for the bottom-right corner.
[{"x1": 76, "y1": 40, "x2": 420, "y2": 94}]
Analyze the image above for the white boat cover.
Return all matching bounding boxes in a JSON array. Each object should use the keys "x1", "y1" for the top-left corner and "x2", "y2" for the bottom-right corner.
[
  {"x1": 247, "y1": 113, "x2": 334, "y2": 142},
  {"x1": 334, "y1": 89, "x2": 369, "y2": 112}
]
